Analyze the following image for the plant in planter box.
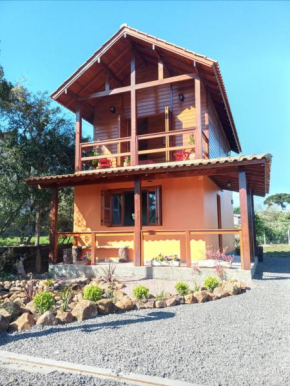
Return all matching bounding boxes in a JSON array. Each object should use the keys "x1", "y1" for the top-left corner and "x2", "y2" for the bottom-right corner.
[
  {"x1": 91, "y1": 150, "x2": 100, "y2": 168},
  {"x1": 82, "y1": 252, "x2": 91, "y2": 265},
  {"x1": 165, "y1": 254, "x2": 181, "y2": 266},
  {"x1": 151, "y1": 253, "x2": 168, "y2": 266},
  {"x1": 123, "y1": 156, "x2": 130, "y2": 167},
  {"x1": 188, "y1": 134, "x2": 195, "y2": 160}
]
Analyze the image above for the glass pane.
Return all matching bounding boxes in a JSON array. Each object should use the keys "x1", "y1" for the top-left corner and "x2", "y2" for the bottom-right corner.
[
  {"x1": 112, "y1": 194, "x2": 122, "y2": 225},
  {"x1": 124, "y1": 191, "x2": 134, "y2": 226},
  {"x1": 148, "y1": 191, "x2": 156, "y2": 224},
  {"x1": 142, "y1": 191, "x2": 147, "y2": 226}
]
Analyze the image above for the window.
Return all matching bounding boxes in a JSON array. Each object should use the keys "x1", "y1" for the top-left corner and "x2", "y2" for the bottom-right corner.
[{"x1": 101, "y1": 187, "x2": 162, "y2": 227}]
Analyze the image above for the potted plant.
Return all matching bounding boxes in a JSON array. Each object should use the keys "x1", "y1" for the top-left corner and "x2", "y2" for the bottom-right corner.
[
  {"x1": 166, "y1": 254, "x2": 181, "y2": 267},
  {"x1": 151, "y1": 253, "x2": 169, "y2": 266},
  {"x1": 91, "y1": 150, "x2": 100, "y2": 169},
  {"x1": 188, "y1": 134, "x2": 195, "y2": 160},
  {"x1": 123, "y1": 156, "x2": 130, "y2": 167},
  {"x1": 82, "y1": 252, "x2": 91, "y2": 266}
]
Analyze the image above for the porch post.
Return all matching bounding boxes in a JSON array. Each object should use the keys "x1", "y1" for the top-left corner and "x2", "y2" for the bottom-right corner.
[
  {"x1": 248, "y1": 189, "x2": 255, "y2": 262},
  {"x1": 130, "y1": 50, "x2": 137, "y2": 166},
  {"x1": 239, "y1": 171, "x2": 251, "y2": 270},
  {"x1": 75, "y1": 108, "x2": 82, "y2": 172},
  {"x1": 251, "y1": 193, "x2": 258, "y2": 256},
  {"x1": 49, "y1": 186, "x2": 58, "y2": 265},
  {"x1": 195, "y1": 78, "x2": 203, "y2": 159},
  {"x1": 134, "y1": 176, "x2": 142, "y2": 266}
]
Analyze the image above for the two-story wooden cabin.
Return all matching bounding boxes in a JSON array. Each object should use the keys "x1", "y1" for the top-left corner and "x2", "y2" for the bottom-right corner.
[{"x1": 26, "y1": 25, "x2": 271, "y2": 271}]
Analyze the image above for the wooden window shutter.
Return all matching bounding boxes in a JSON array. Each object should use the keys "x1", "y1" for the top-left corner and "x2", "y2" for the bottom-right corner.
[
  {"x1": 155, "y1": 186, "x2": 162, "y2": 225},
  {"x1": 101, "y1": 190, "x2": 111, "y2": 226}
]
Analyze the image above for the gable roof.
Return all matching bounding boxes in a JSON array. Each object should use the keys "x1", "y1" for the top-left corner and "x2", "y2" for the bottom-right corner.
[{"x1": 50, "y1": 25, "x2": 241, "y2": 153}]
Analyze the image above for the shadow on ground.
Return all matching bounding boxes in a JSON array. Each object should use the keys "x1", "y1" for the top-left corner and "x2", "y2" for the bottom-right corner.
[
  {"x1": 254, "y1": 257, "x2": 290, "y2": 281},
  {"x1": 0, "y1": 311, "x2": 175, "y2": 345}
]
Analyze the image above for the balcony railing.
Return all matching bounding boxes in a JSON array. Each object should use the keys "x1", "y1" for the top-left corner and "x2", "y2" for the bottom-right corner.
[{"x1": 79, "y1": 127, "x2": 210, "y2": 170}]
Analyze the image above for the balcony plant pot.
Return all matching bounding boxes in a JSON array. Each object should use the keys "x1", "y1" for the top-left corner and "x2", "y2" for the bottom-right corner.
[
  {"x1": 84, "y1": 260, "x2": 91, "y2": 266},
  {"x1": 124, "y1": 161, "x2": 130, "y2": 167},
  {"x1": 169, "y1": 260, "x2": 181, "y2": 267},
  {"x1": 151, "y1": 260, "x2": 169, "y2": 267},
  {"x1": 189, "y1": 152, "x2": 195, "y2": 160}
]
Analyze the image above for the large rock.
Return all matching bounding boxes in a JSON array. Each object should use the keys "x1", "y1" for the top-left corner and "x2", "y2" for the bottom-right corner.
[
  {"x1": 213, "y1": 287, "x2": 229, "y2": 299},
  {"x1": 113, "y1": 290, "x2": 127, "y2": 301},
  {"x1": 224, "y1": 282, "x2": 238, "y2": 296},
  {"x1": 184, "y1": 294, "x2": 197, "y2": 304},
  {"x1": 0, "y1": 309, "x2": 11, "y2": 332},
  {"x1": 115, "y1": 296, "x2": 134, "y2": 312},
  {"x1": 36, "y1": 311, "x2": 58, "y2": 326},
  {"x1": 134, "y1": 299, "x2": 155, "y2": 310},
  {"x1": 193, "y1": 291, "x2": 209, "y2": 303},
  {"x1": 56, "y1": 310, "x2": 74, "y2": 324},
  {"x1": 97, "y1": 299, "x2": 116, "y2": 315},
  {"x1": 9, "y1": 313, "x2": 35, "y2": 332},
  {"x1": 175, "y1": 295, "x2": 185, "y2": 305},
  {"x1": 1, "y1": 302, "x2": 22, "y2": 321},
  {"x1": 206, "y1": 292, "x2": 218, "y2": 301},
  {"x1": 24, "y1": 301, "x2": 38, "y2": 315},
  {"x1": 71, "y1": 300, "x2": 98, "y2": 321},
  {"x1": 155, "y1": 300, "x2": 167, "y2": 308},
  {"x1": 165, "y1": 297, "x2": 177, "y2": 307}
]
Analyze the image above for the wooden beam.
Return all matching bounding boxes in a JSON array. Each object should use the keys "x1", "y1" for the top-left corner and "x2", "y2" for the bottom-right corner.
[
  {"x1": 158, "y1": 60, "x2": 164, "y2": 80},
  {"x1": 134, "y1": 176, "x2": 142, "y2": 266},
  {"x1": 127, "y1": 39, "x2": 148, "y2": 68},
  {"x1": 185, "y1": 230, "x2": 191, "y2": 267},
  {"x1": 49, "y1": 187, "x2": 58, "y2": 265},
  {"x1": 75, "y1": 109, "x2": 82, "y2": 172},
  {"x1": 130, "y1": 49, "x2": 137, "y2": 166},
  {"x1": 99, "y1": 60, "x2": 123, "y2": 86},
  {"x1": 79, "y1": 74, "x2": 198, "y2": 101},
  {"x1": 153, "y1": 46, "x2": 174, "y2": 76},
  {"x1": 239, "y1": 171, "x2": 251, "y2": 270},
  {"x1": 91, "y1": 232, "x2": 97, "y2": 265},
  {"x1": 195, "y1": 78, "x2": 202, "y2": 159}
]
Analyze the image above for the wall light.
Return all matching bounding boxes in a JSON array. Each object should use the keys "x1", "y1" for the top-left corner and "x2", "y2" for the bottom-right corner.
[
  {"x1": 179, "y1": 93, "x2": 185, "y2": 102},
  {"x1": 227, "y1": 181, "x2": 232, "y2": 188},
  {"x1": 110, "y1": 106, "x2": 116, "y2": 114}
]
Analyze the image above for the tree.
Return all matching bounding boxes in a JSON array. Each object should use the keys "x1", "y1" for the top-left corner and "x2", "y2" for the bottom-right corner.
[
  {"x1": 0, "y1": 65, "x2": 75, "y2": 244},
  {"x1": 264, "y1": 193, "x2": 290, "y2": 211}
]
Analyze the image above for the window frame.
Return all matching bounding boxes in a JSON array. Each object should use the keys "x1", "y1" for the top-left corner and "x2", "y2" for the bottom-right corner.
[{"x1": 101, "y1": 186, "x2": 162, "y2": 227}]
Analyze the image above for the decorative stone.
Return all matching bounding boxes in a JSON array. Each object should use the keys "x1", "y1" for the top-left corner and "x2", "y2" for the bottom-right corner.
[
  {"x1": 36, "y1": 311, "x2": 58, "y2": 326},
  {"x1": 115, "y1": 296, "x2": 134, "y2": 312},
  {"x1": 0, "y1": 309, "x2": 11, "y2": 332},
  {"x1": 213, "y1": 287, "x2": 229, "y2": 299},
  {"x1": 1, "y1": 301, "x2": 22, "y2": 321},
  {"x1": 9, "y1": 313, "x2": 35, "y2": 332},
  {"x1": 24, "y1": 301, "x2": 38, "y2": 315},
  {"x1": 184, "y1": 294, "x2": 197, "y2": 304},
  {"x1": 175, "y1": 295, "x2": 185, "y2": 305},
  {"x1": 165, "y1": 297, "x2": 177, "y2": 307},
  {"x1": 224, "y1": 282, "x2": 238, "y2": 295},
  {"x1": 97, "y1": 299, "x2": 116, "y2": 315},
  {"x1": 155, "y1": 300, "x2": 167, "y2": 308},
  {"x1": 206, "y1": 292, "x2": 218, "y2": 301},
  {"x1": 56, "y1": 310, "x2": 74, "y2": 324},
  {"x1": 113, "y1": 290, "x2": 126, "y2": 301},
  {"x1": 134, "y1": 299, "x2": 155, "y2": 310},
  {"x1": 193, "y1": 291, "x2": 209, "y2": 303},
  {"x1": 71, "y1": 300, "x2": 98, "y2": 321}
]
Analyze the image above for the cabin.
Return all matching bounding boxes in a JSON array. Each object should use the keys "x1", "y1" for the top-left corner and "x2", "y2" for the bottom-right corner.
[{"x1": 26, "y1": 25, "x2": 271, "y2": 273}]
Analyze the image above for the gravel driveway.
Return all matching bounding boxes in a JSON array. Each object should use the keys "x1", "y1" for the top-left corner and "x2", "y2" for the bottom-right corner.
[{"x1": 1, "y1": 257, "x2": 289, "y2": 386}]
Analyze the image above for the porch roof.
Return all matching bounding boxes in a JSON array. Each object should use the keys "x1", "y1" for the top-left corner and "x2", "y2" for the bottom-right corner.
[{"x1": 25, "y1": 154, "x2": 272, "y2": 197}]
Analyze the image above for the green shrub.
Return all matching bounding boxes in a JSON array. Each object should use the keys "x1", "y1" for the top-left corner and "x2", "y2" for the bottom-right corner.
[
  {"x1": 44, "y1": 279, "x2": 54, "y2": 287},
  {"x1": 83, "y1": 284, "x2": 103, "y2": 302},
  {"x1": 133, "y1": 285, "x2": 149, "y2": 299},
  {"x1": 33, "y1": 291, "x2": 55, "y2": 314},
  {"x1": 60, "y1": 285, "x2": 72, "y2": 312},
  {"x1": 204, "y1": 276, "x2": 220, "y2": 292},
  {"x1": 175, "y1": 282, "x2": 190, "y2": 296}
]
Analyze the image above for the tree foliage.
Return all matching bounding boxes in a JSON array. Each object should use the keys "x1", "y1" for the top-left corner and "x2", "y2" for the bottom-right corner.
[
  {"x1": 264, "y1": 193, "x2": 290, "y2": 211},
  {"x1": 0, "y1": 65, "x2": 75, "y2": 243}
]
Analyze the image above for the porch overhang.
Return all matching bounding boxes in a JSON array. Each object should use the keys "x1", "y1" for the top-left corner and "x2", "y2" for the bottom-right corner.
[{"x1": 25, "y1": 154, "x2": 271, "y2": 197}]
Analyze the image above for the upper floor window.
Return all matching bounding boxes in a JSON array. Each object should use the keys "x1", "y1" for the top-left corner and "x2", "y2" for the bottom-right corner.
[{"x1": 101, "y1": 187, "x2": 162, "y2": 227}]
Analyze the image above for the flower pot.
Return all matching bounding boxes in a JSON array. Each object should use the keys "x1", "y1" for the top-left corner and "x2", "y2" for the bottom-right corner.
[
  {"x1": 124, "y1": 162, "x2": 130, "y2": 167},
  {"x1": 189, "y1": 152, "x2": 195, "y2": 160},
  {"x1": 84, "y1": 260, "x2": 91, "y2": 266},
  {"x1": 169, "y1": 260, "x2": 180, "y2": 267},
  {"x1": 151, "y1": 260, "x2": 169, "y2": 266}
]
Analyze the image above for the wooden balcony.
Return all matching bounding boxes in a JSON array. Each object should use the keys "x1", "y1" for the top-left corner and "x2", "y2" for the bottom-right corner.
[{"x1": 79, "y1": 128, "x2": 209, "y2": 171}]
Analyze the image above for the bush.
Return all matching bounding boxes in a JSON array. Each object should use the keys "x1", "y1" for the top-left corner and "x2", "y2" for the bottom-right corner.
[
  {"x1": 204, "y1": 276, "x2": 220, "y2": 292},
  {"x1": 33, "y1": 291, "x2": 55, "y2": 314},
  {"x1": 133, "y1": 285, "x2": 149, "y2": 299},
  {"x1": 83, "y1": 284, "x2": 103, "y2": 302},
  {"x1": 44, "y1": 279, "x2": 54, "y2": 287},
  {"x1": 175, "y1": 282, "x2": 190, "y2": 296}
]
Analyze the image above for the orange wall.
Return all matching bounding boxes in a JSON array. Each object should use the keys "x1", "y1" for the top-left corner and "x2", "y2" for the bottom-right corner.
[{"x1": 74, "y1": 176, "x2": 234, "y2": 261}]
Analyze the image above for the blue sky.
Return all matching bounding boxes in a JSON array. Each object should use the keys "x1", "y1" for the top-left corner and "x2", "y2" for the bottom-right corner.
[{"x1": 1, "y1": 1, "x2": 290, "y2": 208}]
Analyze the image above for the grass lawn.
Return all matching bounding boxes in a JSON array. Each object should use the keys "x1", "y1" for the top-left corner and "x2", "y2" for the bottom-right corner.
[
  {"x1": 0, "y1": 236, "x2": 72, "y2": 247},
  {"x1": 263, "y1": 244, "x2": 290, "y2": 258}
]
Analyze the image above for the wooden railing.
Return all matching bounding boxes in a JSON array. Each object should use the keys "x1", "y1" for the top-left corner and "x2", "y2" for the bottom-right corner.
[{"x1": 58, "y1": 228, "x2": 242, "y2": 268}]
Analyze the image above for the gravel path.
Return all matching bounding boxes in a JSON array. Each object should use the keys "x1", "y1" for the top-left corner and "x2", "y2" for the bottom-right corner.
[{"x1": 1, "y1": 257, "x2": 290, "y2": 386}]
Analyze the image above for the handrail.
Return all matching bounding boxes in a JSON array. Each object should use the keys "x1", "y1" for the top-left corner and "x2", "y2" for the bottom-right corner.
[
  {"x1": 137, "y1": 128, "x2": 195, "y2": 141},
  {"x1": 81, "y1": 137, "x2": 131, "y2": 149}
]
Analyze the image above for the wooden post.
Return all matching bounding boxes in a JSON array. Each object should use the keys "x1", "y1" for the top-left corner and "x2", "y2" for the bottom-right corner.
[
  {"x1": 239, "y1": 171, "x2": 251, "y2": 270},
  {"x1": 75, "y1": 108, "x2": 82, "y2": 171},
  {"x1": 185, "y1": 231, "x2": 191, "y2": 267},
  {"x1": 49, "y1": 186, "x2": 58, "y2": 265},
  {"x1": 195, "y1": 78, "x2": 203, "y2": 159},
  {"x1": 130, "y1": 50, "x2": 137, "y2": 166},
  {"x1": 134, "y1": 176, "x2": 142, "y2": 266},
  {"x1": 249, "y1": 191, "x2": 257, "y2": 259},
  {"x1": 158, "y1": 60, "x2": 164, "y2": 80},
  {"x1": 165, "y1": 106, "x2": 170, "y2": 162},
  {"x1": 91, "y1": 232, "x2": 97, "y2": 265}
]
